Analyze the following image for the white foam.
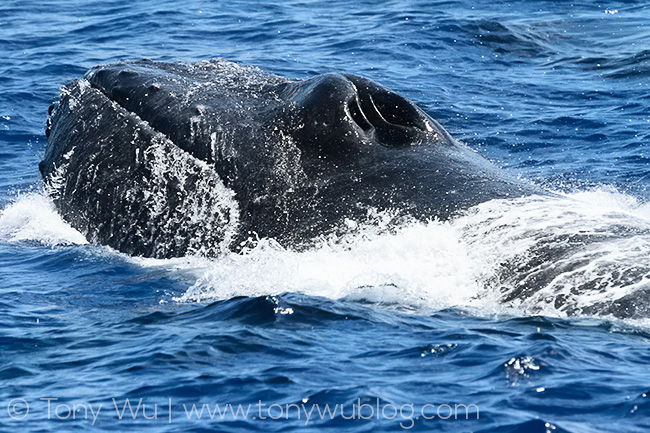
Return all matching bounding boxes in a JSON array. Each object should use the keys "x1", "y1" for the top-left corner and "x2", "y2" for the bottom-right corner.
[
  {"x1": 172, "y1": 222, "x2": 481, "y2": 310},
  {"x1": 455, "y1": 190, "x2": 650, "y2": 317},
  {"x1": 0, "y1": 193, "x2": 88, "y2": 246},
  {"x1": 165, "y1": 188, "x2": 650, "y2": 319},
  {"x1": 4, "y1": 187, "x2": 650, "y2": 320}
]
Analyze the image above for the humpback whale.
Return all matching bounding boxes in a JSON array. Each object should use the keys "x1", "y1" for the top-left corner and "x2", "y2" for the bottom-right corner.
[
  {"x1": 40, "y1": 59, "x2": 534, "y2": 258},
  {"x1": 39, "y1": 59, "x2": 650, "y2": 318}
]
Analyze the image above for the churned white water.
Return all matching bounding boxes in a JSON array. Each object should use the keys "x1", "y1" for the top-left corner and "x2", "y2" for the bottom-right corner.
[
  {"x1": 0, "y1": 193, "x2": 88, "y2": 246},
  {"x1": 2, "y1": 187, "x2": 650, "y2": 318}
]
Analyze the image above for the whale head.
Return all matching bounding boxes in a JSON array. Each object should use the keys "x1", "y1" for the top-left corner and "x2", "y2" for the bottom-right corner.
[{"x1": 40, "y1": 59, "x2": 531, "y2": 258}]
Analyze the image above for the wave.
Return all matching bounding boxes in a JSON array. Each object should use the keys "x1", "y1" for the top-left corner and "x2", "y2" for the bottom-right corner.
[
  {"x1": 3, "y1": 188, "x2": 650, "y2": 320},
  {"x1": 0, "y1": 193, "x2": 87, "y2": 246}
]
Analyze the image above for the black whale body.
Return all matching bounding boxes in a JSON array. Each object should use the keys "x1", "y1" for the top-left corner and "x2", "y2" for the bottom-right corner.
[{"x1": 40, "y1": 59, "x2": 535, "y2": 258}]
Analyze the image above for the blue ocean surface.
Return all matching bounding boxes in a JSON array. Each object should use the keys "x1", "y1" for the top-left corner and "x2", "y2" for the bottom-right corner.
[{"x1": 1, "y1": 1, "x2": 650, "y2": 432}]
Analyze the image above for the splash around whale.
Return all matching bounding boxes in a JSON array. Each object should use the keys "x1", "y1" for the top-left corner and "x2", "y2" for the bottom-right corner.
[
  {"x1": 39, "y1": 59, "x2": 650, "y2": 319},
  {"x1": 40, "y1": 58, "x2": 533, "y2": 258}
]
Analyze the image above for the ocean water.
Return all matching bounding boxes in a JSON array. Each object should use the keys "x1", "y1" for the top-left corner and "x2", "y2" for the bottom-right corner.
[{"x1": 1, "y1": 0, "x2": 650, "y2": 431}]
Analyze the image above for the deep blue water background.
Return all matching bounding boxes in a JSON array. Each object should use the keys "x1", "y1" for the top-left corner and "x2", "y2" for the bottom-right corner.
[{"x1": 1, "y1": 1, "x2": 650, "y2": 431}]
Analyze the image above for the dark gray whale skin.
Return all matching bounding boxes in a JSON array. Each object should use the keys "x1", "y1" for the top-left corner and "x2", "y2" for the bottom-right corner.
[{"x1": 40, "y1": 59, "x2": 535, "y2": 259}]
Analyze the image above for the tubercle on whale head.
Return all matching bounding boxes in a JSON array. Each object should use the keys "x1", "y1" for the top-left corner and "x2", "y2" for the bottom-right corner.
[{"x1": 273, "y1": 72, "x2": 455, "y2": 159}]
